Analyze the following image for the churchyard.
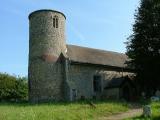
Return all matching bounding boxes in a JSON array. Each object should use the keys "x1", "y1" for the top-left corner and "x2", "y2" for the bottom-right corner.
[
  {"x1": 0, "y1": 100, "x2": 159, "y2": 120},
  {"x1": 0, "y1": 100, "x2": 129, "y2": 120}
]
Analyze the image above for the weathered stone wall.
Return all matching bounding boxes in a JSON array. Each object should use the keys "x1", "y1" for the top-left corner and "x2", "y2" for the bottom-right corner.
[
  {"x1": 29, "y1": 61, "x2": 64, "y2": 102},
  {"x1": 103, "y1": 88, "x2": 120, "y2": 99},
  {"x1": 29, "y1": 10, "x2": 66, "y2": 58},
  {"x1": 67, "y1": 63, "x2": 133, "y2": 100},
  {"x1": 28, "y1": 10, "x2": 66, "y2": 102}
]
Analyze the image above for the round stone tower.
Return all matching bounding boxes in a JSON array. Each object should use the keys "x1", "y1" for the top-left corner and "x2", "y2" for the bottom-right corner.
[{"x1": 28, "y1": 9, "x2": 66, "y2": 102}]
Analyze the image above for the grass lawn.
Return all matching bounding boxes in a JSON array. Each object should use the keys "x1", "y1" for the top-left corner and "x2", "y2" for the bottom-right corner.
[
  {"x1": 0, "y1": 100, "x2": 129, "y2": 120},
  {"x1": 125, "y1": 101, "x2": 160, "y2": 120}
]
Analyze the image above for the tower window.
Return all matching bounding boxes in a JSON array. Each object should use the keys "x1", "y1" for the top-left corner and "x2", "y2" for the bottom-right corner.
[
  {"x1": 53, "y1": 16, "x2": 58, "y2": 28},
  {"x1": 53, "y1": 18, "x2": 55, "y2": 28}
]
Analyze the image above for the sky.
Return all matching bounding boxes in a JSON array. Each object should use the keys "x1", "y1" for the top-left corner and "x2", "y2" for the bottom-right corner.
[{"x1": 0, "y1": 0, "x2": 140, "y2": 76}]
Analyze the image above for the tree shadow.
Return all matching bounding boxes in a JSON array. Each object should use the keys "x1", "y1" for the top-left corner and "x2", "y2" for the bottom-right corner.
[{"x1": 0, "y1": 99, "x2": 128, "y2": 107}]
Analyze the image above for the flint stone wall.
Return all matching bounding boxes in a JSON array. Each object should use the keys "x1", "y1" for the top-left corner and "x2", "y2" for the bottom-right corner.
[
  {"x1": 67, "y1": 63, "x2": 133, "y2": 100},
  {"x1": 29, "y1": 60, "x2": 64, "y2": 102},
  {"x1": 28, "y1": 10, "x2": 66, "y2": 102}
]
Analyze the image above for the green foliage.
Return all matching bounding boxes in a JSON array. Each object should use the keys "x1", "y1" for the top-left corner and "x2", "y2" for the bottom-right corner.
[
  {"x1": 0, "y1": 100, "x2": 128, "y2": 120},
  {"x1": 0, "y1": 73, "x2": 28, "y2": 101},
  {"x1": 126, "y1": 0, "x2": 160, "y2": 94}
]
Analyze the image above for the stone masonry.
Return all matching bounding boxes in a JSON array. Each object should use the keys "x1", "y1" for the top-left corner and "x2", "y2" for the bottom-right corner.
[{"x1": 28, "y1": 10, "x2": 66, "y2": 102}]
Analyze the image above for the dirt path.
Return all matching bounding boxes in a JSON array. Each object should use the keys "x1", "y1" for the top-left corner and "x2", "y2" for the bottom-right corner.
[{"x1": 99, "y1": 108, "x2": 142, "y2": 120}]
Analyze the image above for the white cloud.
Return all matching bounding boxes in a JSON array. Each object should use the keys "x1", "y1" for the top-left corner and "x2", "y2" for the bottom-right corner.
[{"x1": 68, "y1": 23, "x2": 86, "y2": 42}]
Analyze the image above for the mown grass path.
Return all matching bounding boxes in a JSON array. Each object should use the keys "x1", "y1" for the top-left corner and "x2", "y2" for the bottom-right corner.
[
  {"x1": 99, "y1": 108, "x2": 142, "y2": 120},
  {"x1": 125, "y1": 101, "x2": 160, "y2": 120}
]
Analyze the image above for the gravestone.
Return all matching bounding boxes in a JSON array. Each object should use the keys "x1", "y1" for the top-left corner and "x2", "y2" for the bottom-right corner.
[
  {"x1": 155, "y1": 90, "x2": 160, "y2": 98},
  {"x1": 143, "y1": 105, "x2": 152, "y2": 117}
]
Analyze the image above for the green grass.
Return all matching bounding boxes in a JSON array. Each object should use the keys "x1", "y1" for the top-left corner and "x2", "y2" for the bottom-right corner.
[
  {"x1": 0, "y1": 100, "x2": 129, "y2": 120},
  {"x1": 125, "y1": 101, "x2": 160, "y2": 120}
]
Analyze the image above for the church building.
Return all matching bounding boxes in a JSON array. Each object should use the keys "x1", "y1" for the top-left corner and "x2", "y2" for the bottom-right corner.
[{"x1": 28, "y1": 9, "x2": 135, "y2": 102}]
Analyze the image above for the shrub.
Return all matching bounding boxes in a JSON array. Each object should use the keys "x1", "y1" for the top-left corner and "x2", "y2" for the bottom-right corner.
[{"x1": 0, "y1": 73, "x2": 28, "y2": 102}]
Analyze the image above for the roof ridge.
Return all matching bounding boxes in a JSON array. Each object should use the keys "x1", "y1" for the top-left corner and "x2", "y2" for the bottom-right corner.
[{"x1": 67, "y1": 44, "x2": 126, "y2": 56}]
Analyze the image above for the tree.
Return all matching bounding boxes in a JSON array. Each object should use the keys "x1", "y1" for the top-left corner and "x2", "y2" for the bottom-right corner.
[
  {"x1": 126, "y1": 0, "x2": 160, "y2": 96},
  {"x1": 0, "y1": 73, "x2": 28, "y2": 101}
]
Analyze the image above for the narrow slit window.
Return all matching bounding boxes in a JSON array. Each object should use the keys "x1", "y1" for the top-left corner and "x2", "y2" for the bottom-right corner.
[
  {"x1": 56, "y1": 18, "x2": 58, "y2": 28},
  {"x1": 53, "y1": 18, "x2": 56, "y2": 28},
  {"x1": 53, "y1": 16, "x2": 58, "y2": 28}
]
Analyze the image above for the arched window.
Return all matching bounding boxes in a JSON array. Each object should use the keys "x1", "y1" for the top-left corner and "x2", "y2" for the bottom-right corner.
[{"x1": 53, "y1": 16, "x2": 58, "y2": 28}]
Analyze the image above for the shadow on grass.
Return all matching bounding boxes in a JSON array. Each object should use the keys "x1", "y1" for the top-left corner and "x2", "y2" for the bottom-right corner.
[
  {"x1": 153, "y1": 116, "x2": 160, "y2": 120},
  {"x1": 129, "y1": 115, "x2": 160, "y2": 120},
  {"x1": 0, "y1": 99, "x2": 128, "y2": 107}
]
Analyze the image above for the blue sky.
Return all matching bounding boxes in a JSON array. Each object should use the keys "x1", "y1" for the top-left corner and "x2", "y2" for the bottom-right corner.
[{"x1": 0, "y1": 0, "x2": 140, "y2": 76}]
